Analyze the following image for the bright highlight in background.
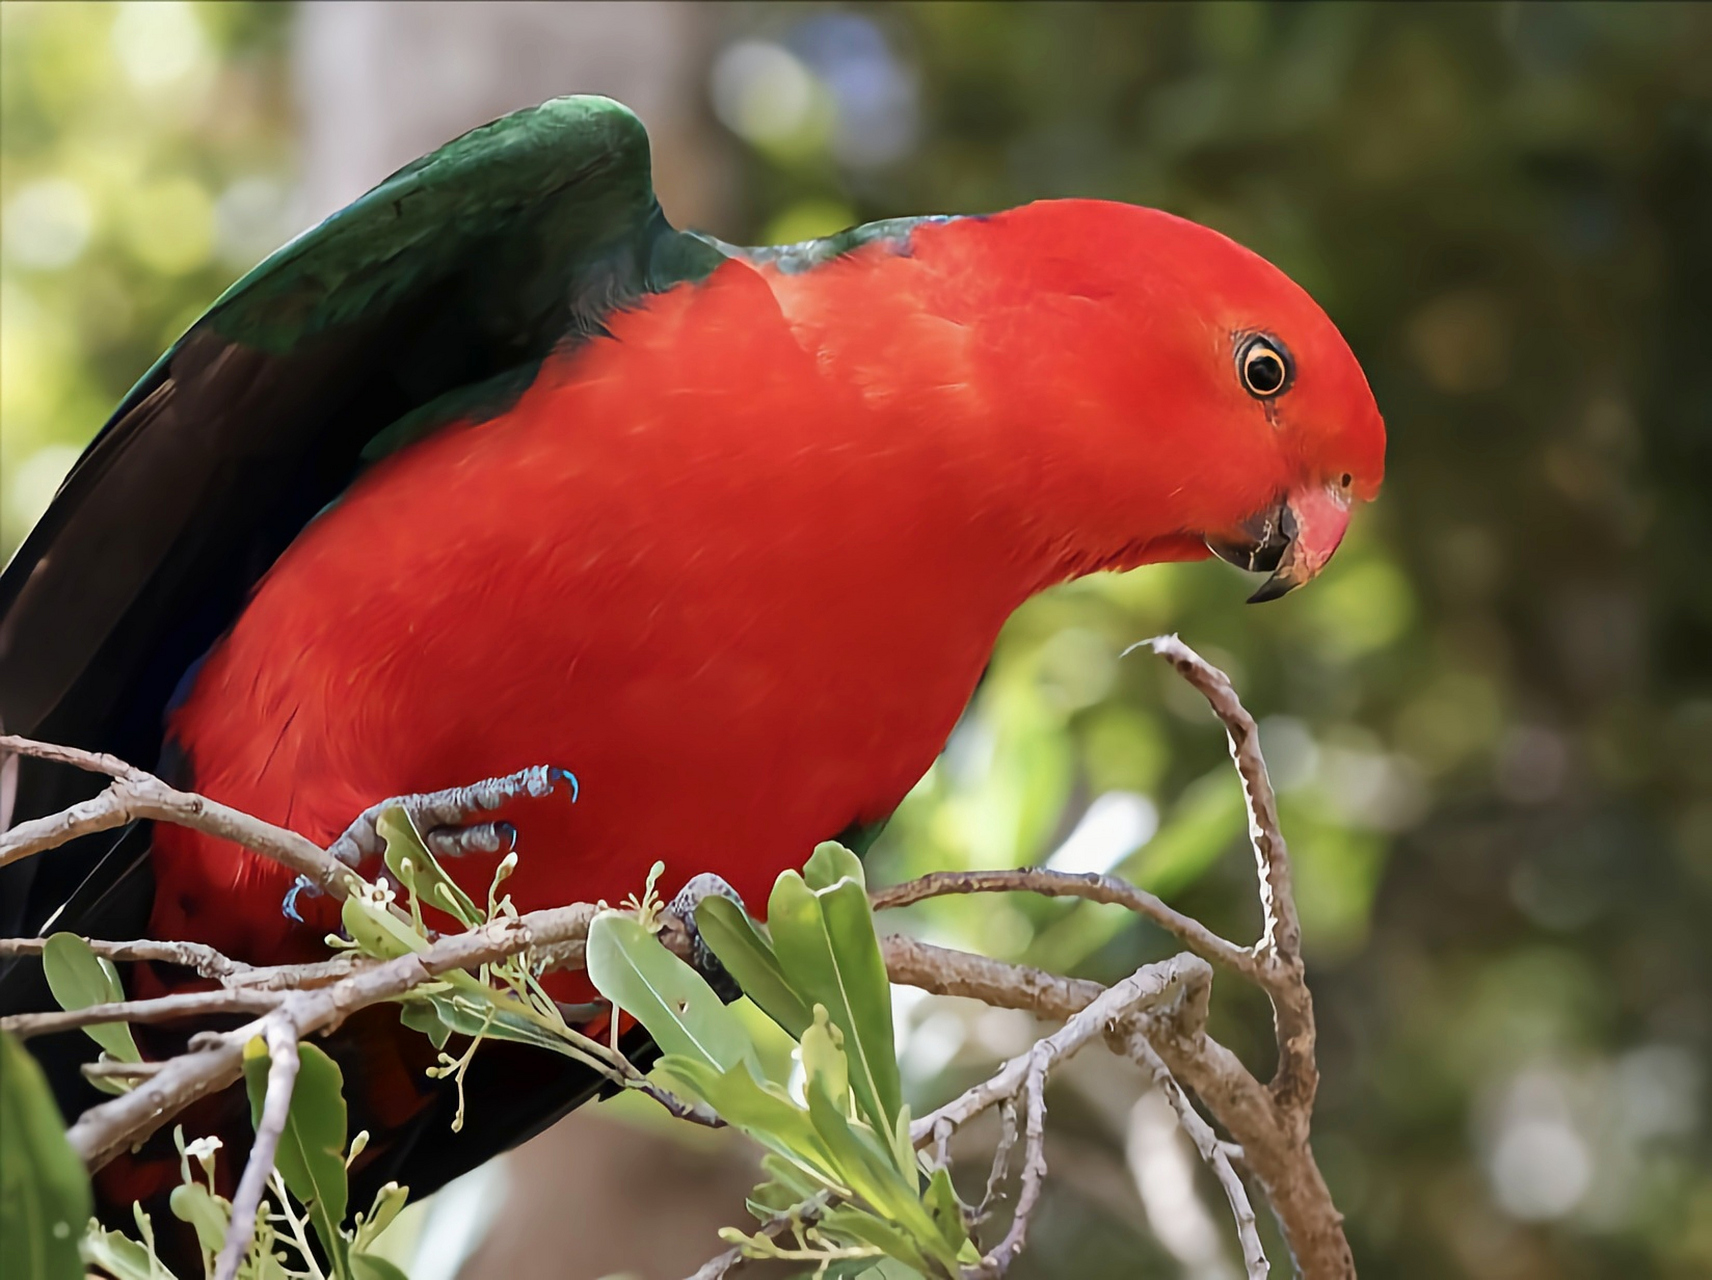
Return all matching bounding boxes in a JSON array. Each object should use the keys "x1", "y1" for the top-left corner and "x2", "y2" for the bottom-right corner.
[{"x1": 1044, "y1": 791, "x2": 1159, "y2": 876}]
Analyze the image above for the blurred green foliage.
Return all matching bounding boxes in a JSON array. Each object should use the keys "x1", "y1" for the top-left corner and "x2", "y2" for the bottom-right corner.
[
  {"x1": 716, "y1": 4, "x2": 1712, "y2": 1277},
  {"x1": 4, "y1": 3, "x2": 1711, "y2": 1279},
  {"x1": 0, "y1": 0, "x2": 291, "y2": 549}
]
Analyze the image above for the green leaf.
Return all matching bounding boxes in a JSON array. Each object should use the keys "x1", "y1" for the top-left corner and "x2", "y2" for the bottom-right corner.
[
  {"x1": 767, "y1": 871, "x2": 901, "y2": 1133},
  {"x1": 244, "y1": 1041, "x2": 350, "y2": 1277},
  {"x1": 351, "y1": 1253, "x2": 411, "y2": 1280},
  {"x1": 803, "y1": 841, "x2": 866, "y2": 892},
  {"x1": 922, "y1": 1167, "x2": 972, "y2": 1256},
  {"x1": 378, "y1": 806, "x2": 481, "y2": 928},
  {"x1": 803, "y1": 1080, "x2": 932, "y2": 1236},
  {"x1": 84, "y1": 1054, "x2": 133, "y2": 1097},
  {"x1": 694, "y1": 896, "x2": 813, "y2": 1039},
  {"x1": 744, "y1": 1153, "x2": 827, "y2": 1220},
  {"x1": 800, "y1": 1005, "x2": 850, "y2": 1113},
  {"x1": 657, "y1": 1056, "x2": 841, "y2": 1182},
  {"x1": 169, "y1": 1181, "x2": 231, "y2": 1258},
  {"x1": 804, "y1": 1075, "x2": 964, "y2": 1275},
  {"x1": 78, "y1": 1225, "x2": 159, "y2": 1280},
  {"x1": 817, "y1": 1206, "x2": 933, "y2": 1277},
  {"x1": 1, "y1": 1032, "x2": 93, "y2": 1280},
  {"x1": 340, "y1": 893, "x2": 429, "y2": 961},
  {"x1": 889, "y1": 1105, "x2": 918, "y2": 1185},
  {"x1": 41, "y1": 933, "x2": 140, "y2": 1062},
  {"x1": 351, "y1": 1182, "x2": 409, "y2": 1254},
  {"x1": 398, "y1": 999, "x2": 452, "y2": 1050},
  {"x1": 584, "y1": 912, "x2": 750, "y2": 1071}
]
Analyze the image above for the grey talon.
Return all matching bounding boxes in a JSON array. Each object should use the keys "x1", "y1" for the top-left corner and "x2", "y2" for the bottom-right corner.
[
  {"x1": 423, "y1": 820, "x2": 515, "y2": 859},
  {"x1": 324, "y1": 766, "x2": 575, "y2": 872},
  {"x1": 668, "y1": 873, "x2": 746, "y2": 1002}
]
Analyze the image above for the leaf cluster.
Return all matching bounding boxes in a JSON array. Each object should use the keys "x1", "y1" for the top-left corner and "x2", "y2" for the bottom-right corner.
[
  {"x1": 586, "y1": 843, "x2": 977, "y2": 1278},
  {"x1": 2, "y1": 1022, "x2": 409, "y2": 1280}
]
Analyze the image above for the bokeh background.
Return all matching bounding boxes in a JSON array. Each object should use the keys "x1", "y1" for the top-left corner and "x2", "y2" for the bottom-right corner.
[{"x1": 4, "y1": 3, "x2": 1711, "y2": 1278}]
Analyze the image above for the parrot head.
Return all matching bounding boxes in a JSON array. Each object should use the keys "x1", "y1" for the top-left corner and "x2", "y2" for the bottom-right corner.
[{"x1": 968, "y1": 200, "x2": 1386, "y2": 601}]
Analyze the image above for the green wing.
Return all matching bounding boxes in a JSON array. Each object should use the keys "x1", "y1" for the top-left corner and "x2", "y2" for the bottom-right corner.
[{"x1": 0, "y1": 95, "x2": 724, "y2": 930}]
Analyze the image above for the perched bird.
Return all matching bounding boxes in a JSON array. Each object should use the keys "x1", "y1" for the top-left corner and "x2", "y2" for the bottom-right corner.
[{"x1": 0, "y1": 97, "x2": 1382, "y2": 1234}]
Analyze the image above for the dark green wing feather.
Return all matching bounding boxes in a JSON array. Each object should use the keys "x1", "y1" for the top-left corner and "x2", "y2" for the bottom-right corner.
[{"x1": 0, "y1": 97, "x2": 724, "y2": 935}]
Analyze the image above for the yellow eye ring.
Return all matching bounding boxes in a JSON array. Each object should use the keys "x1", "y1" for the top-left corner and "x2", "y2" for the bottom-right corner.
[{"x1": 1239, "y1": 335, "x2": 1292, "y2": 398}]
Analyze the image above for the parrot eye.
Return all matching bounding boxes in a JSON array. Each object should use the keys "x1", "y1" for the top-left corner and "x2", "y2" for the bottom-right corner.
[{"x1": 1238, "y1": 335, "x2": 1292, "y2": 398}]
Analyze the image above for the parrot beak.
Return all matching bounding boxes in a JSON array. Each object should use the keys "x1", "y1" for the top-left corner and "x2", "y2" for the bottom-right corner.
[{"x1": 1207, "y1": 481, "x2": 1354, "y2": 603}]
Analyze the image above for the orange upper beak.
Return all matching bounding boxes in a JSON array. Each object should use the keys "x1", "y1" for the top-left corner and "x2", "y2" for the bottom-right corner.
[{"x1": 1206, "y1": 481, "x2": 1354, "y2": 603}]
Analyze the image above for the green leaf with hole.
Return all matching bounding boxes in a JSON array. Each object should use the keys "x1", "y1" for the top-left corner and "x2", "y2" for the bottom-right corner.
[
  {"x1": 585, "y1": 912, "x2": 750, "y2": 1071},
  {"x1": 922, "y1": 1166, "x2": 972, "y2": 1257},
  {"x1": 1, "y1": 1032, "x2": 92, "y2": 1280},
  {"x1": 244, "y1": 1039, "x2": 350, "y2": 1278},
  {"x1": 340, "y1": 892, "x2": 429, "y2": 961},
  {"x1": 694, "y1": 895, "x2": 812, "y2": 1038},
  {"x1": 767, "y1": 869, "x2": 901, "y2": 1134},
  {"x1": 41, "y1": 933, "x2": 140, "y2": 1063}
]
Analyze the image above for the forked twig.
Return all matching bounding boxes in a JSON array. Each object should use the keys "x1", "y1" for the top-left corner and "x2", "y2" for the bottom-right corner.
[{"x1": 0, "y1": 735, "x2": 358, "y2": 901}]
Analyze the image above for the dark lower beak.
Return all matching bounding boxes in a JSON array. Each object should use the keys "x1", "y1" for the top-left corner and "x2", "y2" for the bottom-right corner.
[
  {"x1": 1206, "y1": 503, "x2": 1296, "y2": 577},
  {"x1": 1207, "y1": 483, "x2": 1353, "y2": 603}
]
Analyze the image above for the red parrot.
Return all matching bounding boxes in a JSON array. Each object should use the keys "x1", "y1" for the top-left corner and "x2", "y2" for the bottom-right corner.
[{"x1": 0, "y1": 98, "x2": 1383, "y2": 1230}]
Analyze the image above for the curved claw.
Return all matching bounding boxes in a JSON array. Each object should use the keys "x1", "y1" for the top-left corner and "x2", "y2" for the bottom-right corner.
[
  {"x1": 281, "y1": 875, "x2": 319, "y2": 923},
  {"x1": 549, "y1": 767, "x2": 579, "y2": 804}
]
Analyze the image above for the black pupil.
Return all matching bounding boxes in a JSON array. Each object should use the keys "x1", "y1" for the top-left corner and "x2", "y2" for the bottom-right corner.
[{"x1": 1247, "y1": 349, "x2": 1284, "y2": 393}]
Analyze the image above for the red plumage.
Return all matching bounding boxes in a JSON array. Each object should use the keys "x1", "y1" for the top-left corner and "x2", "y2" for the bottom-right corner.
[{"x1": 151, "y1": 201, "x2": 1384, "y2": 991}]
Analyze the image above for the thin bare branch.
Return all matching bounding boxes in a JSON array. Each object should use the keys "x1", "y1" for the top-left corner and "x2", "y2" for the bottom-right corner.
[
  {"x1": 975, "y1": 1057, "x2": 1048, "y2": 1279},
  {"x1": 0, "y1": 735, "x2": 358, "y2": 901},
  {"x1": 882, "y1": 934, "x2": 1106, "y2": 1018},
  {"x1": 0, "y1": 936, "x2": 253, "y2": 980},
  {"x1": 215, "y1": 1021, "x2": 299, "y2": 1280},
  {"x1": 908, "y1": 953, "x2": 1208, "y2": 1145},
  {"x1": 1133, "y1": 637, "x2": 1300, "y2": 962},
  {"x1": 1136, "y1": 636, "x2": 1319, "y2": 1119},
  {"x1": 82, "y1": 1059, "x2": 166, "y2": 1082},
  {"x1": 881, "y1": 936, "x2": 1351, "y2": 1278},
  {"x1": 977, "y1": 1099, "x2": 1019, "y2": 1223},
  {"x1": 3, "y1": 989, "x2": 280, "y2": 1039},
  {"x1": 891, "y1": 954, "x2": 1206, "y2": 1279},
  {"x1": 1123, "y1": 1029, "x2": 1268, "y2": 1280},
  {"x1": 18, "y1": 636, "x2": 1353, "y2": 1277},
  {"x1": 0, "y1": 737, "x2": 135, "y2": 779},
  {"x1": 66, "y1": 902, "x2": 600, "y2": 1170},
  {"x1": 872, "y1": 868, "x2": 1257, "y2": 978}
]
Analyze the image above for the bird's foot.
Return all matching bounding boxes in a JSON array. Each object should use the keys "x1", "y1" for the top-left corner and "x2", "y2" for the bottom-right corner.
[
  {"x1": 281, "y1": 765, "x2": 577, "y2": 921},
  {"x1": 666, "y1": 872, "x2": 746, "y2": 1002},
  {"x1": 327, "y1": 765, "x2": 578, "y2": 868}
]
